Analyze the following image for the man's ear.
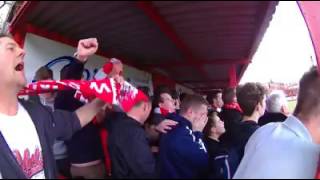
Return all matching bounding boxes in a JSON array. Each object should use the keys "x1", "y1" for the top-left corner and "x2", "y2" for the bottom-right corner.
[
  {"x1": 281, "y1": 105, "x2": 290, "y2": 115},
  {"x1": 186, "y1": 107, "x2": 193, "y2": 116},
  {"x1": 255, "y1": 102, "x2": 262, "y2": 113},
  {"x1": 142, "y1": 102, "x2": 148, "y2": 111}
]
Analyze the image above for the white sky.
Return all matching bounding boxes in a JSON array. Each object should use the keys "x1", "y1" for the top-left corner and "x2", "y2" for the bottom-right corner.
[{"x1": 240, "y1": 1, "x2": 316, "y2": 84}]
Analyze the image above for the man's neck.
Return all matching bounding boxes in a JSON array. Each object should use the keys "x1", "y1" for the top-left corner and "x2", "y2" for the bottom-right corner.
[
  {"x1": 127, "y1": 112, "x2": 143, "y2": 125},
  {"x1": 243, "y1": 113, "x2": 259, "y2": 123},
  {"x1": 181, "y1": 114, "x2": 192, "y2": 124},
  {"x1": 208, "y1": 135, "x2": 220, "y2": 142},
  {"x1": 212, "y1": 104, "x2": 219, "y2": 109},
  {"x1": 0, "y1": 90, "x2": 19, "y2": 116},
  {"x1": 296, "y1": 113, "x2": 320, "y2": 144}
]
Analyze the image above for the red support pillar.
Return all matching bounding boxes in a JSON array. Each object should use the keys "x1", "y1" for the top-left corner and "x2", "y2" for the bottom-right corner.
[
  {"x1": 297, "y1": 1, "x2": 320, "y2": 70},
  {"x1": 11, "y1": 27, "x2": 27, "y2": 48},
  {"x1": 9, "y1": 1, "x2": 39, "y2": 48}
]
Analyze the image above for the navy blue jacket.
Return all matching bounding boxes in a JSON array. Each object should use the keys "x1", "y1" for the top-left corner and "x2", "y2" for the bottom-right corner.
[
  {"x1": 204, "y1": 138, "x2": 240, "y2": 179},
  {"x1": 159, "y1": 114, "x2": 209, "y2": 179}
]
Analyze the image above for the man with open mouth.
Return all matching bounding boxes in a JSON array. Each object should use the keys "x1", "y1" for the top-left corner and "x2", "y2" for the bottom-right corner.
[{"x1": 0, "y1": 34, "x2": 108, "y2": 179}]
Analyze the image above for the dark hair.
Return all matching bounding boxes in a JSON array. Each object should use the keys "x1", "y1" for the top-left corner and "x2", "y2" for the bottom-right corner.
[
  {"x1": 180, "y1": 94, "x2": 209, "y2": 115},
  {"x1": 237, "y1": 83, "x2": 267, "y2": 116},
  {"x1": 171, "y1": 90, "x2": 179, "y2": 100},
  {"x1": 34, "y1": 66, "x2": 53, "y2": 81},
  {"x1": 206, "y1": 90, "x2": 222, "y2": 104},
  {"x1": 60, "y1": 63, "x2": 82, "y2": 80},
  {"x1": 294, "y1": 66, "x2": 320, "y2": 116},
  {"x1": 153, "y1": 85, "x2": 172, "y2": 108},
  {"x1": 179, "y1": 93, "x2": 188, "y2": 102},
  {"x1": 203, "y1": 111, "x2": 219, "y2": 137},
  {"x1": 222, "y1": 88, "x2": 236, "y2": 104},
  {"x1": 0, "y1": 33, "x2": 12, "y2": 39}
]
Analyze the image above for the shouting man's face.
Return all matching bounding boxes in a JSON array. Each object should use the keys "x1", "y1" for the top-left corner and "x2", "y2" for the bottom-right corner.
[{"x1": 0, "y1": 37, "x2": 26, "y2": 92}]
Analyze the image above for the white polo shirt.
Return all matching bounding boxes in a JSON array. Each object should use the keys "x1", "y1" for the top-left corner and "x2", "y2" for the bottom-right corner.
[{"x1": 234, "y1": 116, "x2": 320, "y2": 179}]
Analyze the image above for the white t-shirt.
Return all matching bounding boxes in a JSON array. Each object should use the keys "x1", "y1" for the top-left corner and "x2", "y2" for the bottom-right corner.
[
  {"x1": 234, "y1": 116, "x2": 320, "y2": 179},
  {"x1": 0, "y1": 103, "x2": 45, "y2": 179}
]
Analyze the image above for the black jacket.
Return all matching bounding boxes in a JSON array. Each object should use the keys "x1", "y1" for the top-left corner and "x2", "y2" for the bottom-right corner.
[
  {"x1": 0, "y1": 100, "x2": 81, "y2": 179},
  {"x1": 219, "y1": 108, "x2": 242, "y2": 146},
  {"x1": 228, "y1": 121, "x2": 260, "y2": 160},
  {"x1": 204, "y1": 138, "x2": 240, "y2": 179},
  {"x1": 259, "y1": 112, "x2": 287, "y2": 126},
  {"x1": 219, "y1": 108, "x2": 243, "y2": 133},
  {"x1": 54, "y1": 59, "x2": 103, "y2": 164},
  {"x1": 108, "y1": 114, "x2": 157, "y2": 179}
]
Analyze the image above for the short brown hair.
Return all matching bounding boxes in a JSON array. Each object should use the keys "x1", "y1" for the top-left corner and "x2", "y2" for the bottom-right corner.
[
  {"x1": 153, "y1": 85, "x2": 172, "y2": 107},
  {"x1": 34, "y1": 66, "x2": 53, "y2": 81},
  {"x1": 294, "y1": 67, "x2": 320, "y2": 116},
  {"x1": 207, "y1": 90, "x2": 222, "y2": 104},
  {"x1": 0, "y1": 33, "x2": 12, "y2": 39},
  {"x1": 237, "y1": 83, "x2": 267, "y2": 116},
  {"x1": 203, "y1": 111, "x2": 219, "y2": 137},
  {"x1": 180, "y1": 94, "x2": 209, "y2": 115},
  {"x1": 223, "y1": 88, "x2": 236, "y2": 104}
]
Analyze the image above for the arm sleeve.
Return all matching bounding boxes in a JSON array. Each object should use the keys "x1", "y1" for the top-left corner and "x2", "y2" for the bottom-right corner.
[{"x1": 44, "y1": 106, "x2": 82, "y2": 141}]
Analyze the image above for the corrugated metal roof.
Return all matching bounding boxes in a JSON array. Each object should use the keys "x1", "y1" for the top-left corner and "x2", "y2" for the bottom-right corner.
[{"x1": 12, "y1": 1, "x2": 278, "y2": 91}]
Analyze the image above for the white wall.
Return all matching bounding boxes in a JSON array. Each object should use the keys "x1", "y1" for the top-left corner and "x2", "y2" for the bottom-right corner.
[
  {"x1": 176, "y1": 83, "x2": 194, "y2": 94},
  {"x1": 23, "y1": 33, "x2": 153, "y2": 93}
]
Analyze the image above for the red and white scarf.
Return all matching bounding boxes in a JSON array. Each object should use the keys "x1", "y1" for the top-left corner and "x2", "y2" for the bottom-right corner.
[
  {"x1": 18, "y1": 60, "x2": 148, "y2": 112},
  {"x1": 153, "y1": 107, "x2": 170, "y2": 117},
  {"x1": 19, "y1": 79, "x2": 148, "y2": 112}
]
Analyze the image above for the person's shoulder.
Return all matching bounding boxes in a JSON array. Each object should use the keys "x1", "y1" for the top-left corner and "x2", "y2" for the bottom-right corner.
[
  {"x1": 151, "y1": 113, "x2": 165, "y2": 124},
  {"x1": 252, "y1": 122, "x2": 280, "y2": 136},
  {"x1": 113, "y1": 116, "x2": 144, "y2": 135},
  {"x1": 161, "y1": 122, "x2": 189, "y2": 145},
  {"x1": 19, "y1": 99, "x2": 50, "y2": 113},
  {"x1": 19, "y1": 99, "x2": 54, "y2": 125},
  {"x1": 245, "y1": 122, "x2": 287, "y2": 148}
]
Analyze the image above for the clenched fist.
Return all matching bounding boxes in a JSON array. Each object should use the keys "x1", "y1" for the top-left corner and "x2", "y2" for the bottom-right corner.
[{"x1": 75, "y1": 38, "x2": 99, "y2": 62}]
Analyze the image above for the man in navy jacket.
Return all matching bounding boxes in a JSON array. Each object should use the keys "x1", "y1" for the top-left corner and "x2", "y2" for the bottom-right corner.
[{"x1": 159, "y1": 95, "x2": 209, "y2": 178}]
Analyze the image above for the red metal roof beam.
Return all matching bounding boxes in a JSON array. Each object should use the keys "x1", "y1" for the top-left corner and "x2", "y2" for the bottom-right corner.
[
  {"x1": 9, "y1": 1, "x2": 39, "y2": 34},
  {"x1": 298, "y1": 1, "x2": 320, "y2": 70},
  {"x1": 143, "y1": 59, "x2": 250, "y2": 69},
  {"x1": 180, "y1": 80, "x2": 228, "y2": 84},
  {"x1": 136, "y1": 1, "x2": 210, "y2": 80}
]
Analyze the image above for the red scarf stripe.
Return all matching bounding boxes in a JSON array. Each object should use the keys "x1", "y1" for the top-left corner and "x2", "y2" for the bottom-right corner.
[
  {"x1": 18, "y1": 79, "x2": 148, "y2": 113},
  {"x1": 223, "y1": 102, "x2": 243, "y2": 113}
]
